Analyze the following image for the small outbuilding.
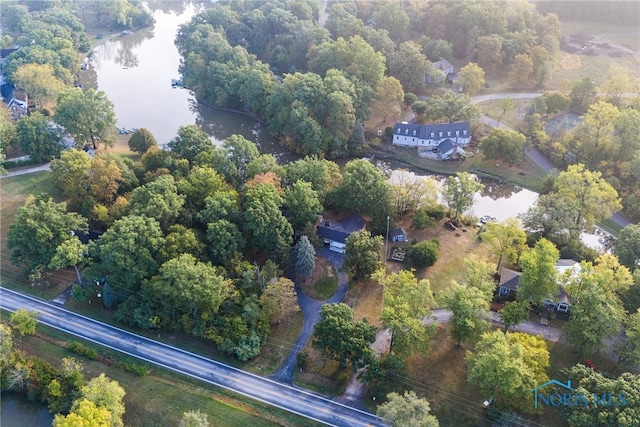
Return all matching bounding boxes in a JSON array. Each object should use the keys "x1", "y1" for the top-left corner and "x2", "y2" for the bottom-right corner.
[{"x1": 390, "y1": 227, "x2": 408, "y2": 242}]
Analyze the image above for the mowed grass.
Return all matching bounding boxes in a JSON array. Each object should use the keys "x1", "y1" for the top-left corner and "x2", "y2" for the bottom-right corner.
[
  {"x1": 0, "y1": 171, "x2": 74, "y2": 300},
  {"x1": 300, "y1": 257, "x2": 338, "y2": 301},
  {"x1": 12, "y1": 321, "x2": 320, "y2": 427}
]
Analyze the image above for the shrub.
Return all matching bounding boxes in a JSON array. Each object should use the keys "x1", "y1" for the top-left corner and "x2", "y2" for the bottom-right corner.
[
  {"x1": 67, "y1": 341, "x2": 99, "y2": 360},
  {"x1": 123, "y1": 363, "x2": 150, "y2": 376},
  {"x1": 412, "y1": 209, "x2": 435, "y2": 230},
  {"x1": 410, "y1": 239, "x2": 439, "y2": 268},
  {"x1": 424, "y1": 204, "x2": 446, "y2": 220},
  {"x1": 297, "y1": 352, "x2": 308, "y2": 368}
]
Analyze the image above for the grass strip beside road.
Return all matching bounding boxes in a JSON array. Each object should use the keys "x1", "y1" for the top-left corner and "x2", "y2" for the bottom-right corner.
[{"x1": 3, "y1": 314, "x2": 321, "y2": 427}]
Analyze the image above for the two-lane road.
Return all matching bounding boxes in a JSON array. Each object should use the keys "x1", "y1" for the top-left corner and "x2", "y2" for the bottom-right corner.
[{"x1": 0, "y1": 287, "x2": 385, "y2": 427}]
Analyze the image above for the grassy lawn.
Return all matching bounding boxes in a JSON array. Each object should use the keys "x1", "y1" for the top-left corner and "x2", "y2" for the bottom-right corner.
[
  {"x1": 300, "y1": 257, "x2": 338, "y2": 301},
  {"x1": 9, "y1": 320, "x2": 320, "y2": 427},
  {"x1": 246, "y1": 312, "x2": 303, "y2": 376}
]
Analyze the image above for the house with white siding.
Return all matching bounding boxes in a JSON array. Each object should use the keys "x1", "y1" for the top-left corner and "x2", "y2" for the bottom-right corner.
[{"x1": 392, "y1": 121, "x2": 471, "y2": 159}]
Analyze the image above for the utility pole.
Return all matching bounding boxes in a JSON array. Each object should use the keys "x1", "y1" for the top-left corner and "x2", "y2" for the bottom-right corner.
[{"x1": 385, "y1": 215, "x2": 389, "y2": 266}]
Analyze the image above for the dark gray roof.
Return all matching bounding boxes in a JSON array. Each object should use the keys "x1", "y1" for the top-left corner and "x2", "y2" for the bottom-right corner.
[
  {"x1": 390, "y1": 227, "x2": 407, "y2": 238},
  {"x1": 317, "y1": 227, "x2": 350, "y2": 244},
  {"x1": 499, "y1": 268, "x2": 521, "y2": 291},
  {"x1": 437, "y1": 139, "x2": 456, "y2": 154},
  {"x1": 394, "y1": 122, "x2": 470, "y2": 140},
  {"x1": 432, "y1": 59, "x2": 454, "y2": 72}
]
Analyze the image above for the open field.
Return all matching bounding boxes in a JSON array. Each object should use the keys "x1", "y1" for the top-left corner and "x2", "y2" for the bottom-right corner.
[{"x1": 7, "y1": 319, "x2": 319, "y2": 427}]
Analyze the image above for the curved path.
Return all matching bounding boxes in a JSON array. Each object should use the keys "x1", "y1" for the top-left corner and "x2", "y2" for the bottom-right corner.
[
  {"x1": 272, "y1": 248, "x2": 348, "y2": 383},
  {"x1": 0, "y1": 287, "x2": 384, "y2": 427}
]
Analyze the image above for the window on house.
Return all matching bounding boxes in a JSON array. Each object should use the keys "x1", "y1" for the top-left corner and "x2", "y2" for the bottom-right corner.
[{"x1": 405, "y1": 129, "x2": 409, "y2": 134}]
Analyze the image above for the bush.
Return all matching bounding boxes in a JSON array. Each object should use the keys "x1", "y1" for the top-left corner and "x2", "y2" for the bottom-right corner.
[
  {"x1": 410, "y1": 239, "x2": 439, "y2": 268},
  {"x1": 424, "y1": 204, "x2": 447, "y2": 220},
  {"x1": 297, "y1": 352, "x2": 308, "y2": 368},
  {"x1": 67, "y1": 341, "x2": 99, "y2": 360},
  {"x1": 123, "y1": 363, "x2": 150, "y2": 376},
  {"x1": 412, "y1": 209, "x2": 435, "y2": 230}
]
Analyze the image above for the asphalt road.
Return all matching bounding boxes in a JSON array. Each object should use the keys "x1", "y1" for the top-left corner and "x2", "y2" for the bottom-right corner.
[{"x1": 0, "y1": 287, "x2": 385, "y2": 427}]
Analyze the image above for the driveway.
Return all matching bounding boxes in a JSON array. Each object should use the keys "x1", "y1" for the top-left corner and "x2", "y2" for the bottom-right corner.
[
  {"x1": 271, "y1": 247, "x2": 349, "y2": 383},
  {"x1": 1, "y1": 162, "x2": 51, "y2": 178}
]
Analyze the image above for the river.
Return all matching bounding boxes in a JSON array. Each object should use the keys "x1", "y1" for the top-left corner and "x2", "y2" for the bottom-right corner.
[
  {"x1": 79, "y1": 2, "x2": 607, "y2": 250},
  {"x1": 0, "y1": 392, "x2": 54, "y2": 427}
]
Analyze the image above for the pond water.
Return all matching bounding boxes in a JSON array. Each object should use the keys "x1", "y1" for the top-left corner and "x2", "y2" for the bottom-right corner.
[
  {"x1": 80, "y1": 2, "x2": 607, "y2": 251},
  {"x1": 0, "y1": 392, "x2": 54, "y2": 427}
]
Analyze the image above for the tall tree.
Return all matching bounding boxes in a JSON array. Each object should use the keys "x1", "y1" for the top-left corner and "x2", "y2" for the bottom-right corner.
[
  {"x1": 467, "y1": 331, "x2": 549, "y2": 412},
  {"x1": 480, "y1": 128, "x2": 527, "y2": 166},
  {"x1": 616, "y1": 308, "x2": 640, "y2": 367},
  {"x1": 285, "y1": 156, "x2": 342, "y2": 202},
  {"x1": 128, "y1": 175, "x2": 185, "y2": 229},
  {"x1": 259, "y1": 277, "x2": 299, "y2": 325},
  {"x1": 167, "y1": 125, "x2": 212, "y2": 163},
  {"x1": 8, "y1": 195, "x2": 88, "y2": 275},
  {"x1": 516, "y1": 238, "x2": 559, "y2": 306},
  {"x1": 91, "y1": 215, "x2": 164, "y2": 297},
  {"x1": 480, "y1": 218, "x2": 527, "y2": 271},
  {"x1": 53, "y1": 398, "x2": 111, "y2": 427},
  {"x1": 55, "y1": 88, "x2": 116, "y2": 149},
  {"x1": 441, "y1": 282, "x2": 490, "y2": 346},
  {"x1": 499, "y1": 300, "x2": 529, "y2": 332},
  {"x1": 222, "y1": 134, "x2": 260, "y2": 184},
  {"x1": 388, "y1": 41, "x2": 431, "y2": 94},
  {"x1": 372, "y1": 76, "x2": 404, "y2": 124},
  {"x1": 89, "y1": 156, "x2": 123, "y2": 205},
  {"x1": 127, "y1": 128, "x2": 157, "y2": 154},
  {"x1": 508, "y1": 54, "x2": 534, "y2": 88},
  {"x1": 15, "y1": 112, "x2": 63, "y2": 162},
  {"x1": 614, "y1": 224, "x2": 640, "y2": 270},
  {"x1": 50, "y1": 149, "x2": 93, "y2": 212},
  {"x1": 375, "y1": 270, "x2": 435, "y2": 357},
  {"x1": 390, "y1": 171, "x2": 438, "y2": 216},
  {"x1": 206, "y1": 219, "x2": 245, "y2": 266},
  {"x1": 561, "y1": 364, "x2": 640, "y2": 427},
  {"x1": 284, "y1": 180, "x2": 322, "y2": 230},
  {"x1": 377, "y1": 391, "x2": 440, "y2": 427},
  {"x1": 243, "y1": 183, "x2": 293, "y2": 265},
  {"x1": 49, "y1": 238, "x2": 87, "y2": 284},
  {"x1": 456, "y1": 62, "x2": 485, "y2": 95},
  {"x1": 342, "y1": 230, "x2": 384, "y2": 281},
  {"x1": 13, "y1": 63, "x2": 65, "y2": 107},
  {"x1": 72, "y1": 373, "x2": 125, "y2": 427},
  {"x1": 442, "y1": 172, "x2": 484, "y2": 219},
  {"x1": 295, "y1": 236, "x2": 316, "y2": 282},
  {"x1": 312, "y1": 303, "x2": 376, "y2": 371},
  {"x1": 554, "y1": 164, "x2": 622, "y2": 239}
]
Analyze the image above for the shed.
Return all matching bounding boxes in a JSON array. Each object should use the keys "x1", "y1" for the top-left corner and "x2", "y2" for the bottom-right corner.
[{"x1": 390, "y1": 227, "x2": 408, "y2": 242}]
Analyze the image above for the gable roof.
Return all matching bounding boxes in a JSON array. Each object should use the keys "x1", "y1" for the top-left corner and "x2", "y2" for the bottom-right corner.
[
  {"x1": 390, "y1": 227, "x2": 407, "y2": 238},
  {"x1": 499, "y1": 268, "x2": 521, "y2": 291},
  {"x1": 432, "y1": 59, "x2": 454, "y2": 73},
  {"x1": 437, "y1": 139, "x2": 456, "y2": 155},
  {"x1": 317, "y1": 226, "x2": 350, "y2": 244},
  {"x1": 0, "y1": 48, "x2": 18, "y2": 59},
  {"x1": 394, "y1": 121, "x2": 470, "y2": 140}
]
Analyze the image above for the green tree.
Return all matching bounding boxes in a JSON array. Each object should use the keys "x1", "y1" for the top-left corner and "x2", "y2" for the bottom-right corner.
[
  {"x1": 372, "y1": 76, "x2": 404, "y2": 124},
  {"x1": 442, "y1": 282, "x2": 490, "y2": 346},
  {"x1": 330, "y1": 159, "x2": 392, "y2": 219},
  {"x1": 0, "y1": 324, "x2": 12, "y2": 367},
  {"x1": 508, "y1": 54, "x2": 534, "y2": 88},
  {"x1": 376, "y1": 270, "x2": 435, "y2": 357},
  {"x1": 8, "y1": 194, "x2": 88, "y2": 275},
  {"x1": 616, "y1": 308, "x2": 640, "y2": 367},
  {"x1": 285, "y1": 156, "x2": 342, "y2": 202},
  {"x1": 481, "y1": 128, "x2": 526, "y2": 166},
  {"x1": 51, "y1": 149, "x2": 93, "y2": 211},
  {"x1": 570, "y1": 77, "x2": 597, "y2": 111},
  {"x1": 53, "y1": 398, "x2": 111, "y2": 427},
  {"x1": 128, "y1": 175, "x2": 185, "y2": 228},
  {"x1": 388, "y1": 41, "x2": 431, "y2": 94},
  {"x1": 614, "y1": 224, "x2": 640, "y2": 270},
  {"x1": 55, "y1": 88, "x2": 116, "y2": 149},
  {"x1": 442, "y1": 172, "x2": 485, "y2": 219},
  {"x1": 295, "y1": 236, "x2": 316, "y2": 282},
  {"x1": 145, "y1": 254, "x2": 229, "y2": 325},
  {"x1": 480, "y1": 218, "x2": 527, "y2": 271},
  {"x1": 15, "y1": 112, "x2": 63, "y2": 162},
  {"x1": 206, "y1": 219, "x2": 245, "y2": 266},
  {"x1": 377, "y1": 391, "x2": 440, "y2": 427},
  {"x1": 499, "y1": 300, "x2": 529, "y2": 332},
  {"x1": 409, "y1": 240, "x2": 439, "y2": 268},
  {"x1": 358, "y1": 354, "x2": 408, "y2": 400},
  {"x1": 312, "y1": 303, "x2": 376, "y2": 371},
  {"x1": 158, "y1": 225, "x2": 204, "y2": 264},
  {"x1": 554, "y1": 164, "x2": 622, "y2": 239},
  {"x1": 456, "y1": 62, "x2": 485, "y2": 95},
  {"x1": 92, "y1": 215, "x2": 164, "y2": 297},
  {"x1": 167, "y1": 125, "x2": 212, "y2": 163},
  {"x1": 467, "y1": 331, "x2": 549, "y2": 412},
  {"x1": 565, "y1": 288, "x2": 625, "y2": 358},
  {"x1": 426, "y1": 91, "x2": 479, "y2": 123},
  {"x1": 243, "y1": 183, "x2": 293, "y2": 265},
  {"x1": 390, "y1": 171, "x2": 438, "y2": 216},
  {"x1": 285, "y1": 180, "x2": 322, "y2": 230},
  {"x1": 373, "y1": 1, "x2": 409, "y2": 42},
  {"x1": 561, "y1": 364, "x2": 640, "y2": 427},
  {"x1": 177, "y1": 166, "x2": 226, "y2": 211},
  {"x1": 73, "y1": 373, "x2": 125, "y2": 427},
  {"x1": 9, "y1": 309, "x2": 39, "y2": 336},
  {"x1": 179, "y1": 410, "x2": 209, "y2": 427},
  {"x1": 89, "y1": 156, "x2": 123, "y2": 205},
  {"x1": 259, "y1": 277, "x2": 299, "y2": 325},
  {"x1": 49, "y1": 237, "x2": 87, "y2": 284},
  {"x1": 343, "y1": 230, "x2": 383, "y2": 281},
  {"x1": 13, "y1": 63, "x2": 65, "y2": 107},
  {"x1": 127, "y1": 128, "x2": 157, "y2": 154},
  {"x1": 222, "y1": 134, "x2": 260, "y2": 184},
  {"x1": 517, "y1": 238, "x2": 559, "y2": 306}
]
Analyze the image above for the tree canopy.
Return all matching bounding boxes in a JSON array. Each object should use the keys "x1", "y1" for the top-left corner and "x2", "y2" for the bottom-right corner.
[{"x1": 55, "y1": 88, "x2": 116, "y2": 149}]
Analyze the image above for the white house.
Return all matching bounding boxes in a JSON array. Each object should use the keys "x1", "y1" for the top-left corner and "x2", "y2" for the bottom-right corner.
[{"x1": 393, "y1": 122, "x2": 471, "y2": 160}]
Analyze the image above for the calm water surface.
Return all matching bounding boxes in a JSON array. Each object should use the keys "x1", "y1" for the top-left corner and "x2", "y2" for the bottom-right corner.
[
  {"x1": 82, "y1": 3, "x2": 606, "y2": 250},
  {"x1": 1, "y1": 392, "x2": 53, "y2": 427}
]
